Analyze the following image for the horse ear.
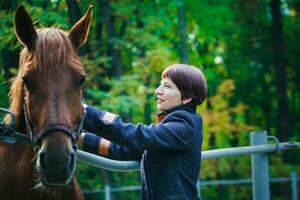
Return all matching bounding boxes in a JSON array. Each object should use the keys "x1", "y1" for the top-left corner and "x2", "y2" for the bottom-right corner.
[
  {"x1": 14, "y1": 5, "x2": 37, "y2": 50},
  {"x1": 69, "y1": 5, "x2": 93, "y2": 48}
]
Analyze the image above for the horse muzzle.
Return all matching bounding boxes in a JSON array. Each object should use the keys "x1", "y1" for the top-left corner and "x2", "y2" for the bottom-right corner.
[{"x1": 37, "y1": 131, "x2": 76, "y2": 187}]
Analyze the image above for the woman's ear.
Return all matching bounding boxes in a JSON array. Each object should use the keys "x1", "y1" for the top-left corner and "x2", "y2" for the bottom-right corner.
[{"x1": 182, "y1": 97, "x2": 192, "y2": 104}]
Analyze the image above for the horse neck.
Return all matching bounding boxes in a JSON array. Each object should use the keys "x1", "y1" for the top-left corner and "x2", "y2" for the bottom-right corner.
[
  {"x1": 1, "y1": 112, "x2": 35, "y2": 170},
  {"x1": 15, "y1": 115, "x2": 35, "y2": 161},
  {"x1": 1, "y1": 129, "x2": 34, "y2": 167},
  {"x1": 0, "y1": 135, "x2": 35, "y2": 197}
]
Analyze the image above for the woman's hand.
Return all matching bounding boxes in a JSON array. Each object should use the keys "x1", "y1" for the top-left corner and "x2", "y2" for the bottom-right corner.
[{"x1": 78, "y1": 132, "x2": 86, "y2": 147}]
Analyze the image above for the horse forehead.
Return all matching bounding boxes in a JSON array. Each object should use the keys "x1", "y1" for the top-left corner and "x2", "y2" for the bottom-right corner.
[
  {"x1": 37, "y1": 72, "x2": 73, "y2": 90},
  {"x1": 33, "y1": 63, "x2": 73, "y2": 83},
  {"x1": 37, "y1": 28, "x2": 69, "y2": 43},
  {"x1": 35, "y1": 28, "x2": 74, "y2": 60},
  {"x1": 32, "y1": 28, "x2": 81, "y2": 76}
]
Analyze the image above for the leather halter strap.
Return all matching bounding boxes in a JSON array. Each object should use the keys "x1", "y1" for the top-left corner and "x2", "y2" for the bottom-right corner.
[
  {"x1": 23, "y1": 97, "x2": 86, "y2": 147},
  {"x1": 36, "y1": 123, "x2": 79, "y2": 145}
]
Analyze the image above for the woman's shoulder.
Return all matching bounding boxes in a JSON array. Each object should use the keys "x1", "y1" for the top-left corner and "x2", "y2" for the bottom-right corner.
[
  {"x1": 165, "y1": 109, "x2": 202, "y2": 126},
  {"x1": 164, "y1": 109, "x2": 195, "y2": 123}
]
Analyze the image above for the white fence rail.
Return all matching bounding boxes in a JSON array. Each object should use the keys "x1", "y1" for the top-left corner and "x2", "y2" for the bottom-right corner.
[
  {"x1": 77, "y1": 131, "x2": 300, "y2": 200},
  {"x1": 82, "y1": 171, "x2": 299, "y2": 200}
]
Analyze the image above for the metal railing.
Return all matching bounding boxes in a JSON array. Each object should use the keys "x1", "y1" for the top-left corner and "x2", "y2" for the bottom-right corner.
[
  {"x1": 82, "y1": 171, "x2": 299, "y2": 200},
  {"x1": 76, "y1": 131, "x2": 300, "y2": 200}
]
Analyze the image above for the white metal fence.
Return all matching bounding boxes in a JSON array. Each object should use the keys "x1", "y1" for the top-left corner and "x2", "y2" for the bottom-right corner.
[
  {"x1": 77, "y1": 131, "x2": 300, "y2": 200},
  {"x1": 82, "y1": 171, "x2": 299, "y2": 200}
]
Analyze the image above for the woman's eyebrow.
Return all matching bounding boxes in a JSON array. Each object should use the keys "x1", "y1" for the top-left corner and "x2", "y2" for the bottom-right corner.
[
  {"x1": 161, "y1": 79, "x2": 170, "y2": 84},
  {"x1": 161, "y1": 81, "x2": 168, "y2": 86}
]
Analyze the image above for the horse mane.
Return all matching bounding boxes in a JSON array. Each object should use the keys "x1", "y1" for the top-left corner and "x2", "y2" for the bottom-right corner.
[{"x1": 6, "y1": 28, "x2": 85, "y2": 130}]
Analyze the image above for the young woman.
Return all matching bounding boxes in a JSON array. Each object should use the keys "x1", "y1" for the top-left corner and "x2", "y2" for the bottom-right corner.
[{"x1": 80, "y1": 63, "x2": 207, "y2": 200}]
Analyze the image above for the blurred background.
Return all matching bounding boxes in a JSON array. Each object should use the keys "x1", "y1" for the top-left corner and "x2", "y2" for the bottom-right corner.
[{"x1": 0, "y1": 0, "x2": 299, "y2": 199}]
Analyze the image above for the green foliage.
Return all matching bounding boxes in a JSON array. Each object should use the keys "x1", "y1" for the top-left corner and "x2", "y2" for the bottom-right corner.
[
  {"x1": 1, "y1": 0, "x2": 299, "y2": 199},
  {"x1": 201, "y1": 80, "x2": 255, "y2": 150},
  {"x1": 199, "y1": 79, "x2": 254, "y2": 199},
  {"x1": 0, "y1": 75, "x2": 9, "y2": 108},
  {"x1": 0, "y1": 9, "x2": 20, "y2": 51}
]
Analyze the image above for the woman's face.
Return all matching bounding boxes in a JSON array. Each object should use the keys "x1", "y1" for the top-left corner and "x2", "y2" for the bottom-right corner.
[{"x1": 155, "y1": 77, "x2": 182, "y2": 111}]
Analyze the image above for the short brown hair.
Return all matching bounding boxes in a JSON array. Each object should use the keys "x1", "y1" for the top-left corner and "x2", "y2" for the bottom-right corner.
[{"x1": 162, "y1": 64, "x2": 207, "y2": 105}]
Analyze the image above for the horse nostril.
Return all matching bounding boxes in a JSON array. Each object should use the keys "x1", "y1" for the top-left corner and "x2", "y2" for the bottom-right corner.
[
  {"x1": 69, "y1": 152, "x2": 75, "y2": 169},
  {"x1": 39, "y1": 152, "x2": 46, "y2": 169}
]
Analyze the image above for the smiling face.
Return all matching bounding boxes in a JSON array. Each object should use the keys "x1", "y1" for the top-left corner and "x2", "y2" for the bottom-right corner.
[{"x1": 155, "y1": 78, "x2": 183, "y2": 111}]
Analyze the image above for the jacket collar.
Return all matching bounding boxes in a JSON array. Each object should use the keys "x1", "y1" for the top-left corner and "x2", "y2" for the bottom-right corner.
[{"x1": 155, "y1": 103, "x2": 196, "y2": 123}]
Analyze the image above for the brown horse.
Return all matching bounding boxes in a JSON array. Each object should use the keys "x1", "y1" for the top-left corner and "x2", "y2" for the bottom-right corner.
[{"x1": 0, "y1": 5, "x2": 92, "y2": 200}]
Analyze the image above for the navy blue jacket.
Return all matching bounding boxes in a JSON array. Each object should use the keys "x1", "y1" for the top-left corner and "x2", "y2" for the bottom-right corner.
[{"x1": 82, "y1": 104, "x2": 203, "y2": 200}]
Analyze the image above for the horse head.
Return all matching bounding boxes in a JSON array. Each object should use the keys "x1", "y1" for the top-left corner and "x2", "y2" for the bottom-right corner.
[{"x1": 12, "y1": 5, "x2": 92, "y2": 187}]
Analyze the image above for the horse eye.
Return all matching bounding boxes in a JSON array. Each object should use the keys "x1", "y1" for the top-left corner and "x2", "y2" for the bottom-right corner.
[
  {"x1": 22, "y1": 76, "x2": 32, "y2": 90},
  {"x1": 78, "y1": 76, "x2": 85, "y2": 87}
]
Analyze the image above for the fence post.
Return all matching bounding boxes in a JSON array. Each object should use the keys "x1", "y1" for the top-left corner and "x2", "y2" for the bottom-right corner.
[
  {"x1": 197, "y1": 179, "x2": 201, "y2": 199},
  {"x1": 104, "y1": 185, "x2": 111, "y2": 200},
  {"x1": 251, "y1": 131, "x2": 270, "y2": 200},
  {"x1": 291, "y1": 171, "x2": 298, "y2": 200}
]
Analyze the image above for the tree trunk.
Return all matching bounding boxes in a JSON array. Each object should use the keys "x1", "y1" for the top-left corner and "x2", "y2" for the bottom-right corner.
[
  {"x1": 0, "y1": 2, "x2": 18, "y2": 80},
  {"x1": 41, "y1": 0, "x2": 50, "y2": 9},
  {"x1": 134, "y1": 0, "x2": 152, "y2": 124},
  {"x1": 2, "y1": 50, "x2": 18, "y2": 80},
  {"x1": 55, "y1": 0, "x2": 62, "y2": 10},
  {"x1": 66, "y1": 0, "x2": 81, "y2": 26},
  {"x1": 0, "y1": 0, "x2": 18, "y2": 10},
  {"x1": 178, "y1": 1, "x2": 188, "y2": 64},
  {"x1": 95, "y1": 5, "x2": 104, "y2": 55},
  {"x1": 144, "y1": 81, "x2": 152, "y2": 124},
  {"x1": 99, "y1": 0, "x2": 123, "y2": 78},
  {"x1": 66, "y1": 0, "x2": 91, "y2": 55},
  {"x1": 99, "y1": 0, "x2": 132, "y2": 124},
  {"x1": 269, "y1": 0, "x2": 289, "y2": 142}
]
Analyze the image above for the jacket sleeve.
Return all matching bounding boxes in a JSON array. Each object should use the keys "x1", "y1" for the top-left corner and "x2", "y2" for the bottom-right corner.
[
  {"x1": 83, "y1": 105, "x2": 196, "y2": 151},
  {"x1": 109, "y1": 143, "x2": 143, "y2": 161},
  {"x1": 82, "y1": 132, "x2": 143, "y2": 161}
]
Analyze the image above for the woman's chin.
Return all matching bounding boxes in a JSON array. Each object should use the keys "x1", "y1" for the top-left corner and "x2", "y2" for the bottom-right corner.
[
  {"x1": 157, "y1": 105, "x2": 163, "y2": 111},
  {"x1": 157, "y1": 106, "x2": 168, "y2": 112}
]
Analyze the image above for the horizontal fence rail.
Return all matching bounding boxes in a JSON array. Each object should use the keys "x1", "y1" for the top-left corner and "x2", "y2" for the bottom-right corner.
[
  {"x1": 83, "y1": 175, "x2": 299, "y2": 192},
  {"x1": 76, "y1": 141, "x2": 300, "y2": 171},
  {"x1": 2, "y1": 109, "x2": 299, "y2": 199},
  {"x1": 76, "y1": 131, "x2": 300, "y2": 200},
  {"x1": 82, "y1": 172, "x2": 299, "y2": 200},
  {"x1": 77, "y1": 150, "x2": 140, "y2": 172}
]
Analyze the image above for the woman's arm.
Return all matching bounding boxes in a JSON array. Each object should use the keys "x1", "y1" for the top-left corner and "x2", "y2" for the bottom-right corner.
[
  {"x1": 83, "y1": 105, "x2": 197, "y2": 151},
  {"x1": 79, "y1": 132, "x2": 143, "y2": 161}
]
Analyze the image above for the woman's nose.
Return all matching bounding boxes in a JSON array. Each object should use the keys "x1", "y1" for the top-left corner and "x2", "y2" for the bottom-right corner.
[{"x1": 155, "y1": 86, "x2": 163, "y2": 95}]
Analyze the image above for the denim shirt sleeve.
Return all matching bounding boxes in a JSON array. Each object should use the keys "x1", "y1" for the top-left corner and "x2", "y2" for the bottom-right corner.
[{"x1": 83, "y1": 105, "x2": 196, "y2": 151}]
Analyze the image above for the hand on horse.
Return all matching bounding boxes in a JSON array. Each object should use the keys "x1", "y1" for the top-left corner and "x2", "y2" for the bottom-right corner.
[{"x1": 78, "y1": 132, "x2": 86, "y2": 147}]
